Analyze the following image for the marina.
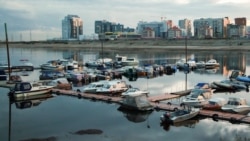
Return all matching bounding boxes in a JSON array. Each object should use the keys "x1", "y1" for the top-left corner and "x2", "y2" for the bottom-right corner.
[{"x1": 1, "y1": 46, "x2": 250, "y2": 141}]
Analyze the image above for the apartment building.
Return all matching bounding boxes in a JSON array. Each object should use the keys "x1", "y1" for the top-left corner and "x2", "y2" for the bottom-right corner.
[
  {"x1": 193, "y1": 17, "x2": 230, "y2": 38},
  {"x1": 62, "y1": 15, "x2": 83, "y2": 40},
  {"x1": 178, "y1": 19, "x2": 192, "y2": 37}
]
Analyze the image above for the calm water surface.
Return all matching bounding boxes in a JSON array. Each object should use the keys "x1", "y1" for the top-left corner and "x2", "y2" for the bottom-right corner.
[{"x1": 1, "y1": 46, "x2": 250, "y2": 141}]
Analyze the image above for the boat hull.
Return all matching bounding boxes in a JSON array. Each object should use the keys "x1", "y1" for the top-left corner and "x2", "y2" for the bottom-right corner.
[
  {"x1": 160, "y1": 109, "x2": 200, "y2": 123},
  {"x1": 14, "y1": 87, "x2": 53, "y2": 98}
]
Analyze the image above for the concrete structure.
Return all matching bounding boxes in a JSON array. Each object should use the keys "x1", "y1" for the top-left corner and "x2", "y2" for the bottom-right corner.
[
  {"x1": 178, "y1": 19, "x2": 192, "y2": 37},
  {"x1": 193, "y1": 17, "x2": 230, "y2": 38},
  {"x1": 136, "y1": 20, "x2": 171, "y2": 38},
  {"x1": 62, "y1": 15, "x2": 83, "y2": 40}
]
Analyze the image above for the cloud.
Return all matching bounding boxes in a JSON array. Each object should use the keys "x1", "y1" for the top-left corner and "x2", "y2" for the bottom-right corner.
[{"x1": 0, "y1": 0, "x2": 249, "y2": 41}]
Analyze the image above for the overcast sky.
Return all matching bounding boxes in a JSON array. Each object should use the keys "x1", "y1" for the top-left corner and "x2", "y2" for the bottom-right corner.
[{"x1": 0, "y1": 0, "x2": 249, "y2": 41}]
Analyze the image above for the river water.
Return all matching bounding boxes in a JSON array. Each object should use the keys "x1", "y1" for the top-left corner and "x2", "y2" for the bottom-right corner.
[{"x1": 1, "y1": 46, "x2": 250, "y2": 141}]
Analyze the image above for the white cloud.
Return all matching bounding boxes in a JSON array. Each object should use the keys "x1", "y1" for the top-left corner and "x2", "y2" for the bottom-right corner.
[{"x1": 0, "y1": 0, "x2": 249, "y2": 41}]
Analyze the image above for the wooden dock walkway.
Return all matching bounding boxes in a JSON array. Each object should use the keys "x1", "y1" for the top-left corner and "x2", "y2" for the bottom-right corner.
[{"x1": 52, "y1": 89, "x2": 250, "y2": 124}]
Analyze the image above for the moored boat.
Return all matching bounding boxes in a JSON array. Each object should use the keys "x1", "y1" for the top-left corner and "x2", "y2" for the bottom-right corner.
[
  {"x1": 121, "y1": 87, "x2": 149, "y2": 97},
  {"x1": 115, "y1": 54, "x2": 139, "y2": 67},
  {"x1": 203, "y1": 97, "x2": 227, "y2": 111},
  {"x1": 205, "y1": 59, "x2": 220, "y2": 69},
  {"x1": 221, "y1": 97, "x2": 250, "y2": 115},
  {"x1": 11, "y1": 82, "x2": 54, "y2": 99},
  {"x1": 182, "y1": 88, "x2": 213, "y2": 107},
  {"x1": 160, "y1": 108, "x2": 200, "y2": 124},
  {"x1": 120, "y1": 93, "x2": 154, "y2": 111}
]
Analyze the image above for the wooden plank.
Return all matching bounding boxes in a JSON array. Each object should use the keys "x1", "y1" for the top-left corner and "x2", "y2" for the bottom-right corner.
[
  {"x1": 51, "y1": 88, "x2": 250, "y2": 124},
  {"x1": 147, "y1": 93, "x2": 180, "y2": 102}
]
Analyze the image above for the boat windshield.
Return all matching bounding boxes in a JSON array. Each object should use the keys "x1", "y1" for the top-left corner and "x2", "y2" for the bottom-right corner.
[
  {"x1": 190, "y1": 89, "x2": 203, "y2": 98},
  {"x1": 208, "y1": 101, "x2": 217, "y2": 105},
  {"x1": 227, "y1": 100, "x2": 240, "y2": 105}
]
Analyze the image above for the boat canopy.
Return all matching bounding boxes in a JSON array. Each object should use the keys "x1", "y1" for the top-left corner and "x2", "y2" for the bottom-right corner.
[{"x1": 14, "y1": 82, "x2": 32, "y2": 91}]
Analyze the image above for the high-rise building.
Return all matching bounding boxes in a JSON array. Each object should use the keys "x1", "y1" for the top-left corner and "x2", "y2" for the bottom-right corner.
[
  {"x1": 62, "y1": 15, "x2": 83, "y2": 40},
  {"x1": 178, "y1": 19, "x2": 192, "y2": 37},
  {"x1": 193, "y1": 17, "x2": 230, "y2": 38}
]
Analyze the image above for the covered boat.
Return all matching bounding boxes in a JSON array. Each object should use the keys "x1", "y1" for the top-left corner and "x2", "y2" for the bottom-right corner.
[
  {"x1": 160, "y1": 108, "x2": 200, "y2": 124},
  {"x1": 120, "y1": 93, "x2": 153, "y2": 111}
]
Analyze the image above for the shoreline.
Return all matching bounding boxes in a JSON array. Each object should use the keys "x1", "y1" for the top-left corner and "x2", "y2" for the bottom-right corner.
[{"x1": 1, "y1": 39, "x2": 250, "y2": 51}]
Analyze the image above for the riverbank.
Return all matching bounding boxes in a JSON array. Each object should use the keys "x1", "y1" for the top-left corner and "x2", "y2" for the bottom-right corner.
[{"x1": 1, "y1": 39, "x2": 250, "y2": 51}]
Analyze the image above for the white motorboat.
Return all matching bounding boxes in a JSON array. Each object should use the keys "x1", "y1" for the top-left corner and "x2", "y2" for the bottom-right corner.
[
  {"x1": 203, "y1": 97, "x2": 227, "y2": 111},
  {"x1": 115, "y1": 54, "x2": 139, "y2": 67},
  {"x1": 76, "y1": 80, "x2": 108, "y2": 93},
  {"x1": 182, "y1": 88, "x2": 213, "y2": 107},
  {"x1": 58, "y1": 59, "x2": 79, "y2": 70},
  {"x1": 11, "y1": 82, "x2": 54, "y2": 99},
  {"x1": 160, "y1": 108, "x2": 200, "y2": 124},
  {"x1": 121, "y1": 88, "x2": 149, "y2": 97},
  {"x1": 40, "y1": 60, "x2": 64, "y2": 70},
  {"x1": 205, "y1": 59, "x2": 220, "y2": 69},
  {"x1": 120, "y1": 93, "x2": 154, "y2": 111},
  {"x1": 176, "y1": 59, "x2": 196, "y2": 69},
  {"x1": 195, "y1": 61, "x2": 205, "y2": 68},
  {"x1": 221, "y1": 97, "x2": 250, "y2": 115},
  {"x1": 96, "y1": 80, "x2": 129, "y2": 94}
]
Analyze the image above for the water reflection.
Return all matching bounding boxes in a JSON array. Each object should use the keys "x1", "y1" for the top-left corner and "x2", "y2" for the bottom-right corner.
[
  {"x1": 13, "y1": 94, "x2": 54, "y2": 109},
  {"x1": 117, "y1": 106, "x2": 153, "y2": 124},
  {"x1": 1, "y1": 47, "x2": 250, "y2": 141}
]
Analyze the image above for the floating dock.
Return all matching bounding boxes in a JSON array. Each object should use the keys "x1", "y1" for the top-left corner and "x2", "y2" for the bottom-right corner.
[{"x1": 52, "y1": 88, "x2": 250, "y2": 124}]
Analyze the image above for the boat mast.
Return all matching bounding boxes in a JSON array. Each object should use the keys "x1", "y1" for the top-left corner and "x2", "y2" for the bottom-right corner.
[{"x1": 4, "y1": 23, "x2": 11, "y2": 80}]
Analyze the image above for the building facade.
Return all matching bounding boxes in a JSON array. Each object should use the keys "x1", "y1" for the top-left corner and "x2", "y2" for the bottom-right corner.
[
  {"x1": 167, "y1": 26, "x2": 182, "y2": 39},
  {"x1": 178, "y1": 19, "x2": 192, "y2": 37},
  {"x1": 193, "y1": 17, "x2": 230, "y2": 38},
  {"x1": 62, "y1": 15, "x2": 83, "y2": 40},
  {"x1": 136, "y1": 20, "x2": 170, "y2": 38},
  {"x1": 95, "y1": 20, "x2": 134, "y2": 34}
]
